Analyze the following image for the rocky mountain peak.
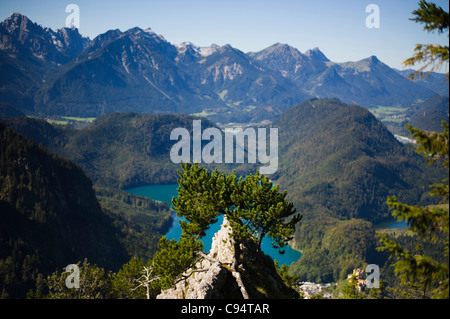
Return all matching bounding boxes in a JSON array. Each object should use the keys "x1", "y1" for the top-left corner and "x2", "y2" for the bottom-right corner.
[
  {"x1": 3, "y1": 12, "x2": 33, "y2": 31},
  {"x1": 270, "y1": 42, "x2": 294, "y2": 53},
  {"x1": 82, "y1": 28, "x2": 122, "y2": 55},
  {"x1": 1, "y1": 12, "x2": 42, "y2": 45},
  {"x1": 0, "y1": 13, "x2": 89, "y2": 63},
  {"x1": 176, "y1": 41, "x2": 199, "y2": 54},
  {"x1": 368, "y1": 55, "x2": 379, "y2": 64},
  {"x1": 199, "y1": 43, "x2": 220, "y2": 57},
  {"x1": 251, "y1": 42, "x2": 304, "y2": 60},
  {"x1": 304, "y1": 47, "x2": 330, "y2": 62}
]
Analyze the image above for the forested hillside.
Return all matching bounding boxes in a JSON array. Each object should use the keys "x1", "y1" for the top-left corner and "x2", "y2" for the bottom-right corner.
[
  {"x1": 272, "y1": 99, "x2": 447, "y2": 282},
  {"x1": 275, "y1": 99, "x2": 441, "y2": 222},
  {"x1": 0, "y1": 123, "x2": 123, "y2": 297},
  {"x1": 2, "y1": 98, "x2": 447, "y2": 291},
  {"x1": 4, "y1": 113, "x2": 255, "y2": 189},
  {"x1": 0, "y1": 123, "x2": 172, "y2": 297},
  {"x1": 407, "y1": 94, "x2": 449, "y2": 132}
]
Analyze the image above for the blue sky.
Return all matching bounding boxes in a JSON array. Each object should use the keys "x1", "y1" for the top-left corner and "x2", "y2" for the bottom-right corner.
[{"x1": 1, "y1": 0, "x2": 448, "y2": 71}]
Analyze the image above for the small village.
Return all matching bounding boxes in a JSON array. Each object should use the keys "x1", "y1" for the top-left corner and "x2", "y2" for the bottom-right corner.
[
  {"x1": 297, "y1": 282, "x2": 333, "y2": 299},
  {"x1": 297, "y1": 268, "x2": 369, "y2": 299}
]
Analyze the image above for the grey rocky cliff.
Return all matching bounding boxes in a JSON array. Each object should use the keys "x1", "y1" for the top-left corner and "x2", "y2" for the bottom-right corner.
[
  {"x1": 157, "y1": 216, "x2": 298, "y2": 299},
  {"x1": 157, "y1": 216, "x2": 242, "y2": 299}
]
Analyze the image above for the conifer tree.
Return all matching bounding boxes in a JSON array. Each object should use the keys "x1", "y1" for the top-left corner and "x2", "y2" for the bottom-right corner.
[
  {"x1": 150, "y1": 235, "x2": 203, "y2": 291},
  {"x1": 377, "y1": 123, "x2": 449, "y2": 298},
  {"x1": 227, "y1": 171, "x2": 301, "y2": 252},
  {"x1": 171, "y1": 163, "x2": 301, "y2": 252},
  {"x1": 111, "y1": 257, "x2": 146, "y2": 299},
  {"x1": 377, "y1": 1, "x2": 449, "y2": 299},
  {"x1": 403, "y1": 0, "x2": 449, "y2": 80},
  {"x1": 171, "y1": 163, "x2": 234, "y2": 238},
  {"x1": 342, "y1": 275, "x2": 364, "y2": 299},
  {"x1": 45, "y1": 259, "x2": 112, "y2": 299}
]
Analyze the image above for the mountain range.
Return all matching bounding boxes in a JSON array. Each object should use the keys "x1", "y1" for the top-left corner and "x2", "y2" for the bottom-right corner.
[
  {"x1": 1, "y1": 13, "x2": 447, "y2": 123},
  {"x1": 0, "y1": 12, "x2": 449, "y2": 297}
]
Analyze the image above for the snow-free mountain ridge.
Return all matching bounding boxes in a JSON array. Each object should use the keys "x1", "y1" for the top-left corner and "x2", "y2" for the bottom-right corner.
[{"x1": 0, "y1": 13, "x2": 446, "y2": 121}]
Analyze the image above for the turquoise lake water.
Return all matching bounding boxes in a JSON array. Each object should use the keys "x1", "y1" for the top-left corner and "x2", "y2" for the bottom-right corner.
[
  {"x1": 374, "y1": 218, "x2": 407, "y2": 229},
  {"x1": 127, "y1": 184, "x2": 302, "y2": 266}
]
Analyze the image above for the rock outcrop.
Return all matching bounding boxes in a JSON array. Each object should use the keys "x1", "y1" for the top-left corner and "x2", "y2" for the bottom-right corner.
[
  {"x1": 157, "y1": 216, "x2": 242, "y2": 299},
  {"x1": 157, "y1": 216, "x2": 298, "y2": 299}
]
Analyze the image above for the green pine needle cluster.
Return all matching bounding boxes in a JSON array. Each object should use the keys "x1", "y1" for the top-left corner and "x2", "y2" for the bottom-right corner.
[
  {"x1": 377, "y1": 122, "x2": 449, "y2": 299},
  {"x1": 172, "y1": 163, "x2": 301, "y2": 252}
]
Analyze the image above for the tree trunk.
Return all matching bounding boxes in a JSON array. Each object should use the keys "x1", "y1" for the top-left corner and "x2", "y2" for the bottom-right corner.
[{"x1": 232, "y1": 241, "x2": 249, "y2": 299}]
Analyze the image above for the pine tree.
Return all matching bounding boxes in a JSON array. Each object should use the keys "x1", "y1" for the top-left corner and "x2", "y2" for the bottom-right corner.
[
  {"x1": 227, "y1": 171, "x2": 301, "y2": 252},
  {"x1": 171, "y1": 163, "x2": 301, "y2": 252},
  {"x1": 377, "y1": 122, "x2": 449, "y2": 298},
  {"x1": 171, "y1": 163, "x2": 233, "y2": 238},
  {"x1": 342, "y1": 275, "x2": 364, "y2": 299},
  {"x1": 403, "y1": 0, "x2": 449, "y2": 80},
  {"x1": 45, "y1": 259, "x2": 112, "y2": 299},
  {"x1": 111, "y1": 257, "x2": 146, "y2": 299},
  {"x1": 150, "y1": 236, "x2": 203, "y2": 291},
  {"x1": 377, "y1": 1, "x2": 449, "y2": 299}
]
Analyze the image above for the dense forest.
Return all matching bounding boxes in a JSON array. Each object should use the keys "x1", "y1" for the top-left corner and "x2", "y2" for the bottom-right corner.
[
  {"x1": 272, "y1": 99, "x2": 447, "y2": 283},
  {"x1": 0, "y1": 123, "x2": 172, "y2": 297},
  {"x1": 3, "y1": 98, "x2": 446, "y2": 290},
  {"x1": 3, "y1": 113, "x2": 256, "y2": 189}
]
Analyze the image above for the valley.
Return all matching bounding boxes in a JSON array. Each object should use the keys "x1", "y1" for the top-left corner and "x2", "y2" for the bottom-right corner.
[
  {"x1": 0, "y1": 7, "x2": 448, "y2": 300},
  {"x1": 3, "y1": 98, "x2": 446, "y2": 293}
]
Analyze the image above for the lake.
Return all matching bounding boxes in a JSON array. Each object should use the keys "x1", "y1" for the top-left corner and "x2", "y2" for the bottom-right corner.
[
  {"x1": 127, "y1": 184, "x2": 302, "y2": 266},
  {"x1": 374, "y1": 218, "x2": 407, "y2": 229}
]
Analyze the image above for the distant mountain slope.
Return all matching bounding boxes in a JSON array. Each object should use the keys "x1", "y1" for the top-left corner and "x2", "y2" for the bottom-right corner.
[
  {"x1": 248, "y1": 43, "x2": 329, "y2": 86},
  {"x1": 274, "y1": 98, "x2": 442, "y2": 223},
  {"x1": 0, "y1": 122, "x2": 129, "y2": 297},
  {"x1": 3, "y1": 113, "x2": 255, "y2": 189},
  {"x1": 1, "y1": 13, "x2": 443, "y2": 122},
  {"x1": 395, "y1": 69, "x2": 449, "y2": 97},
  {"x1": 189, "y1": 44, "x2": 307, "y2": 111},
  {"x1": 251, "y1": 44, "x2": 436, "y2": 108},
  {"x1": 62, "y1": 112, "x2": 198, "y2": 187},
  {"x1": 0, "y1": 49, "x2": 42, "y2": 112},
  {"x1": 33, "y1": 29, "x2": 307, "y2": 118},
  {"x1": 34, "y1": 27, "x2": 210, "y2": 116},
  {"x1": 0, "y1": 12, "x2": 89, "y2": 64},
  {"x1": 0, "y1": 13, "x2": 90, "y2": 113},
  {"x1": 0, "y1": 122, "x2": 173, "y2": 297},
  {"x1": 0, "y1": 102, "x2": 24, "y2": 118},
  {"x1": 270, "y1": 99, "x2": 447, "y2": 282},
  {"x1": 407, "y1": 94, "x2": 449, "y2": 132}
]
